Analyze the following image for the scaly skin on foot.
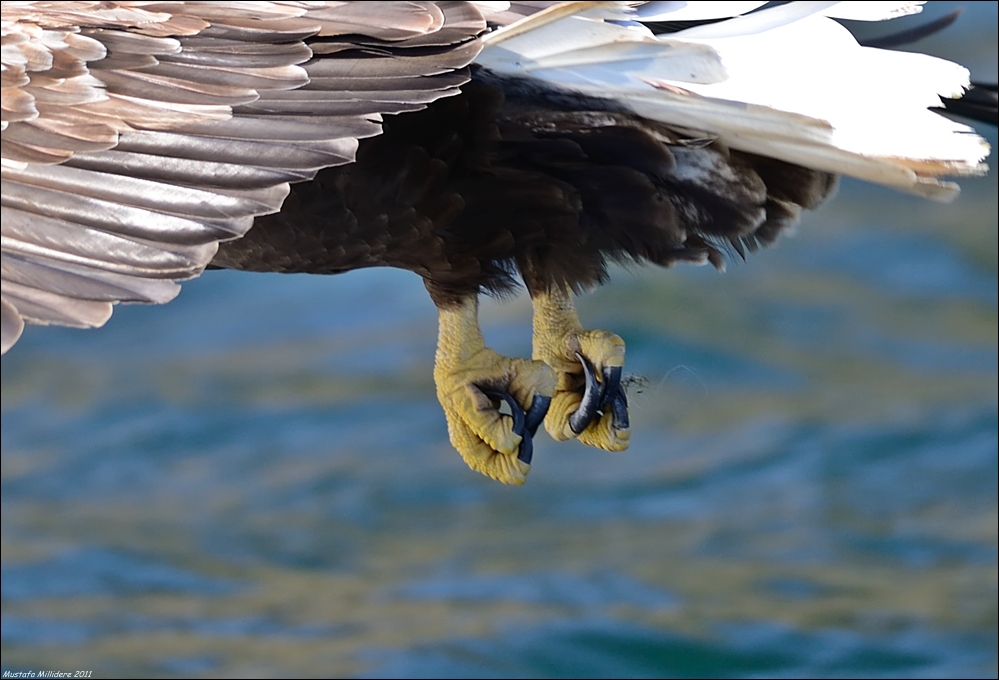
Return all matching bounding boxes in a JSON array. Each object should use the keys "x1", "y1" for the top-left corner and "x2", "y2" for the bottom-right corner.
[
  {"x1": 531, "y1": 285, "x2": 631, "y2": 451},
  {"x1": 434, "y1": 297, "x2": 556, "y2": 484}
]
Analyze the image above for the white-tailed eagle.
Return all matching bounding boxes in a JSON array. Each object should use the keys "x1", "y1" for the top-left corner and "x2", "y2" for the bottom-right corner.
[{"x1": 1, "y1": 1, "x2": 991, "y2": 483}]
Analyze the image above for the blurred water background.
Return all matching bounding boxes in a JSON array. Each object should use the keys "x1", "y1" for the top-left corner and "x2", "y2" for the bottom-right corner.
[{"x1": 2, "y1": 3, "x2": 997, "y2": 677}]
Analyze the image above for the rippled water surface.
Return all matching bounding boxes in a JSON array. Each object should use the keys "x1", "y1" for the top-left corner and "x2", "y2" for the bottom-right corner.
[{"x1": 2, "y1": 5, "x2": 997, "y2": 677}]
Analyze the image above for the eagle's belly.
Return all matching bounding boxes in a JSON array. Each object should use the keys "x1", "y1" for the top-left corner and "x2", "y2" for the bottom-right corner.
[
  {"x1": 212, "y1": 76, "x2": 837, "y2": 305},
  {"x1": 211, "y1": 80, "x2": 526, "y2": 305}
]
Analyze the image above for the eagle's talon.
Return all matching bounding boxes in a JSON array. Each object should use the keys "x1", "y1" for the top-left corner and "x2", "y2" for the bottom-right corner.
[
  {"x1": 482, "y1": 389, "x2": 548, "y2": 464},
  {"x1": 609, "y1": 386, "x2": 629, "y2": 431},
  {"x1": 599, "y1": 366, "x2": 622, "y2": 408},
  {"x1": 567, "y1": 355, "x2": 630, "y2": 438},
  {"x1": 568, "y1": 352, "x2": 601, "y2": 435},
  {"x1": 482, "y1": 388, "x2": 526, "y2": 438},
  {"x1": 525, "y1": 394, "x2": 551, "y2": 438}
]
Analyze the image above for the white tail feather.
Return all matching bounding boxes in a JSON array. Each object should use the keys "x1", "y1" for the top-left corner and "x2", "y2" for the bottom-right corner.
[{"x1": 476, "y1": 0, "x2": 989, "y2": 200}]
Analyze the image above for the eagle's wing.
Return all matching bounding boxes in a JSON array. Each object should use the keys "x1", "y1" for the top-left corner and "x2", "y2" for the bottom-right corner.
[{"x1": 1, "y1": 1, "x2": 485, "y2": 353}]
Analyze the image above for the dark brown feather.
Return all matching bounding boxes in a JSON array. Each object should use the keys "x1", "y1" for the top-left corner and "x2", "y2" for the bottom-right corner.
[{"x1": 212, "y1": 75, "x2": 837, "y2": 306}]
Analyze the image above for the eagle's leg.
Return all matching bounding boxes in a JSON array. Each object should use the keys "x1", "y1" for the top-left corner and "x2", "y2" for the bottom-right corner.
[
  {"x1": 530, "y1": 284, "x2": 631, "y2": 452},
  {"x1": 434, "y1": 295, "x2": 556, "y2": 484}
]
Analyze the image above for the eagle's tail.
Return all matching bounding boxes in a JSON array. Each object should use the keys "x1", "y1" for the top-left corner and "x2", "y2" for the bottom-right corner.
[{"x1": 476, "y1": 1, "x2": 990, "y2": 201}]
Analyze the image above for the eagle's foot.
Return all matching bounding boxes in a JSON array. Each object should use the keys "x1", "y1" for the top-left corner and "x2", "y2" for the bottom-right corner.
[
  {"x1": 434, "y1": 297, "x2": 556, "y2": 485},
  {"x1": 531, "y1": 286, "x2": 631, "y2": 452}
]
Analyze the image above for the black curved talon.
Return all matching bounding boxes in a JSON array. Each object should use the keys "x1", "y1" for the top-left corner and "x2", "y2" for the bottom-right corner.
[
  {"x1": 568, "y1": 355, "x2": 630, "y2": 434},
  {"x1": 609, "y1": 387, "x2": 629, "y2": 430},
  {"x1": 481, "y1": 389, "x2": 548, "y2": 465},
  {"x1": 482, "y1": 389, "x2": 526, "y2": 437},
  {"x1": 599, "y1": 365, "x2": 629, "y2": 430},
  {"x1": 599, "y1": 366, "x2": 622, "y2": 408},
  {"x1": 525, "y1": 394, "x2": 551, "y2": 437},
  {"x1": 517, "y1": 427, "x2": 535, "y2": 465},
  {"x1": 568, "y1": 352, "x2": 601, "y2": 435}
]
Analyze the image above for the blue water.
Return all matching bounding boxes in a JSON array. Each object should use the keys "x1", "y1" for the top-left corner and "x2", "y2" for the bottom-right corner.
[{"x1": 2, "y1": 5, "x2": 997, "y2": 677}]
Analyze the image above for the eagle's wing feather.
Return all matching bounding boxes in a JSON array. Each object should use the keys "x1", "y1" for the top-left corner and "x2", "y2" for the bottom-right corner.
[{"x1": 1, "y1": 1, "x2": 485, "y2": 353}]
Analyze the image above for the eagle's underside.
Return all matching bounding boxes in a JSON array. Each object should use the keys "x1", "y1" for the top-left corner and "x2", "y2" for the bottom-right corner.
[
  {"x1": 210, "y1": 72, "x2": 838, "y2": 483},
  {"x1": 4, "y1": 1, "x2": 988, "y2": 484}
]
